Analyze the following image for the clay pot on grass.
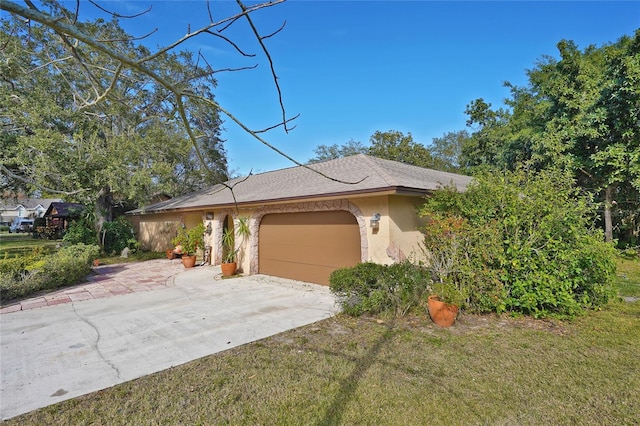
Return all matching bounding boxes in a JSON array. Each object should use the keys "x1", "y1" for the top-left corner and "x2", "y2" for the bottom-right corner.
[{"x1": 427, "y1": 295, "x2": 459, "y2": 327}]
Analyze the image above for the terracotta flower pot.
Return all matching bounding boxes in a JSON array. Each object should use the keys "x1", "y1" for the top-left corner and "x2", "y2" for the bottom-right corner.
[
  {"x1": 427, "y1": 295, "x2": 459, "y2": 327},
  {"x1": 221, "y1": 262, "x2": 237, "y2": 277},
  {"x1": 181, "y1": 254, "x2": 197, "y2": 268}
]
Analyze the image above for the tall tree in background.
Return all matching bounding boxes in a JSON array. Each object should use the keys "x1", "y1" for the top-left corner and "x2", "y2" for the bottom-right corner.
[
  {"x1": 1, "y1": 0, "x2": 293, "y2": 227},
  {"x1": 428, "y1": 130, "x2": 470, "y2": 173},
  {"x1": 367, "y1": 130, "x2": 437, "y2": 168},
  {"x1": 463, "y1": 30, "x2": 640, "y2": 244},
  {"x1": 308, "y1": 139, "x2": 368, "y2": 164},
  {"x1": 309, "y1": 130, "x2": 448, "y2": 170},
  {"x1": 0, "y1": 11, "x2": 226, "y2": 226}
]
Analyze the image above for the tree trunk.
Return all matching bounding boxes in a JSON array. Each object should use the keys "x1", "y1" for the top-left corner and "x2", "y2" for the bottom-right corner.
[
  {"x1": 604, "y1": 185, "x2": 613, "y2": 243},
  {"x1": 95, "y1": 185, "x2": 113, "y2": 236}
]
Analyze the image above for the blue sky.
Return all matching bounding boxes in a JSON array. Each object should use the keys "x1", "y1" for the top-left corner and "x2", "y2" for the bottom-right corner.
[{"x1": 83, "y1": 1, "x2": 639, "y2": 175}]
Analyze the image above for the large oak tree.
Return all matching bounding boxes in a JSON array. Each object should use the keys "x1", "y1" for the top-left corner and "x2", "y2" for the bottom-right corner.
[{"x1": 1, "y1": 0, "x2": 291, "y2": 227}]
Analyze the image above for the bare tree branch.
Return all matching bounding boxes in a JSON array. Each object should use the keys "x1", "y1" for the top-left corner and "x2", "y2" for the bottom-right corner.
[
  {"x1": 138, "y1": 1, "x2": 283, "y2": 64},
  {"x1": 236, "y1": 0, "x2": 290, "y2": 132},
  {"x1": 88, "y1": 0, "x2": 153, "y2": 19},
  {"x1": 97, "y1": 28, "x2": 159, "y2": 44},
  {"x1": 0, "y1": 0, "x2": 366, "y2": 209}
]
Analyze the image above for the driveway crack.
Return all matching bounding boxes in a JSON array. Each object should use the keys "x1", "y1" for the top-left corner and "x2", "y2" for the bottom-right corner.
[{"x1": 71, "y1": 302, "x2": 123, "y2": 381}]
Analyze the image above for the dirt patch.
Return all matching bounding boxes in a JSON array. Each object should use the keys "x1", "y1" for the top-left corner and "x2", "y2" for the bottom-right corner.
[{"x1": 373, "y1": 311, "x2": 573, "y2": 337}]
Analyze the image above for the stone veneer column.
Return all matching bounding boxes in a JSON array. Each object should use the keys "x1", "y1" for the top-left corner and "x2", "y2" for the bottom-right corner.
[{"x1": 212, "y1": 209, "x2": 235, "y2": 265}]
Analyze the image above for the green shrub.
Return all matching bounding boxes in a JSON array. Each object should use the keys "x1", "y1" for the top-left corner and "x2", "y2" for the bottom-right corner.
[
  {"x1": 0, "y1": 256, "x2": 31, "y2": 277},
  {"x1": 101, "y1": 217, "x2": 137, "y2": 255},
  {"x1": 63, "y1": 217, "x2": 98, "y2": 246},
  {"x1": 39, "y1": 252, "x2": 92, "y2": 288},
  {"x1": 330, "y1": 262, "x2": 431, "y2": 316},
  {"x1": 419, "y1": 168, "x2": 617, "y2": 319},
  {"x1": 58, "y1": 243, "x2": 101, "y2": 265},
  {"x1": 0, "y1": 244, "x2": 99, "y2": 302}
]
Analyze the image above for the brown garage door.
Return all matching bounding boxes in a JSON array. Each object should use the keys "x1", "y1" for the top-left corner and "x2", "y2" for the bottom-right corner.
[{"x1": 259, "y1": 211, "x2": 361, "y2": 285}]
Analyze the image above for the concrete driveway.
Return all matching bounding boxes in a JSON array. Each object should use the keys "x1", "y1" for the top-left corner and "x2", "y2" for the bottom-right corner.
[{"x1": 0, "y1": 264, "x2": 339, "y2": 420}]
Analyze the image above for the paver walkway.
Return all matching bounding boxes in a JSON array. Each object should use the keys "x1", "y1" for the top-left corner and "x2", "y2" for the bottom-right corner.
[{"x1": 0, "y1": 258, "x2": 186, "y2": 314}]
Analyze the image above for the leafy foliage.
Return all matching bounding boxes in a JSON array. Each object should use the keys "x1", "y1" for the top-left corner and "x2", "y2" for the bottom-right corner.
[
  {"x1": 221, "y1": 216, "x2": 251, "y2": 264},
  {"x1": 0, "y1": 243, "x2": 99, "y2": 302},
  {"x1": 63, "y1": 218, "x2": 99, "y2": 246},
  {"x1": 419, "y1": 169, "x2": 617, "y2": 319},
  {"x1": 101, "y1": 217, "x2": 138, "y2": 255},
  {"x1": 0, "y1": 7, "x2": 227, "y2": 214},
  {"x1": 308, "y1": 139, "x2": 368, "y2": 164},
  {"x1": 462, "y1": 31, "x2": 640, "y2": 245},
  {"x1": 171, "y1": 223, "x2": 206, "y2": 256},
  {"x1": 308, "y1": 130, "x2": 460, "y2": 171},
  {"x1": 329, "y1": 262, "x2": 431, "y2": 316}
]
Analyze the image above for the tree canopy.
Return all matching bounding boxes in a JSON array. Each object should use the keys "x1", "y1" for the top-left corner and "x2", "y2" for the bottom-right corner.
[
  {"x1": 308, "y1": 130, "x2": 468, "y2": 172},
  {"x1": 0, "y1": 0, "x2": 291, "y2": 223},
  {"x1": 462, "y1": 31, "x2": 640, "y2": 245}
]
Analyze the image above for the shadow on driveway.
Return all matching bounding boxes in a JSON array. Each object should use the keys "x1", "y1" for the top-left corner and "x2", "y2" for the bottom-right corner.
[{"x1": 0, "y1": 265, "x2": 339, "y2": 420}]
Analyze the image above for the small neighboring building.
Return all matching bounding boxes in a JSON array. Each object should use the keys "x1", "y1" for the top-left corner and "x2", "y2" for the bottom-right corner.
[
  {"x1": 0, "y1": 197, "x2": 63, "y2": 226},
  {"x1": 127, "y1": 154, "x2": 473, "y2": 285},
  {"x1": 44, "y1": 202, "x2": 85, "y2": 233}
]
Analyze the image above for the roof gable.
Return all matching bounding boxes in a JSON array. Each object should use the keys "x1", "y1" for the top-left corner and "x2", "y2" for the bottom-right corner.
[
  {"x1": 0, "y1": 198, "x2": 63, "y2": 211},
  {"x1": 45, "y1": 202, "x2": 85, "y2": 217},
  {"x1": 130, "y1": 154, "x2": 473, "y2": 214}
]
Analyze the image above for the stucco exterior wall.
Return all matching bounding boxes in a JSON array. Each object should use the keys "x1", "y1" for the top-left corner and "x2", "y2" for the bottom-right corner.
[
  {"x1": 387, "y1": 195, "x2": 428, "y2": 263},
  {"x1": 347, "y1": 196, "x2": 392, "y2": 265},
  {"x1": 130, "y1": 193, "x2": 426, "y2": 273},
  {"x1": 136, "y1": 212, "x2": 182, "y2": 252},
  {"x1": 135, "y1": 211, "x2": 208, "y2": 253}
]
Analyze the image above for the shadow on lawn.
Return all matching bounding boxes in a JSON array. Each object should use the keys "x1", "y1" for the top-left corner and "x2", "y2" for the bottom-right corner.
[
  {"x1": 317, "y1": 321, "x2": 396, "y2": 425},
  {"x1": 315, "y1": 317, "x2": 492, "y2": 425}
]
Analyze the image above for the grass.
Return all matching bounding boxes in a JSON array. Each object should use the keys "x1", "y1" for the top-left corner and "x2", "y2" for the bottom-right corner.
[
  {"x1": 4, "y1": 258, "x2": 640, "y2": 425},
  {"x1": 0, "y1": 233, "x2": 61, "y2": 257},
  {"x1": 0, "y1": 233, "x2": 165, "y2": 304},
  {"x1": 0, "y1": 233, "x2": 165, "y2": 264},
  {"x1": 615, "y1": 255, "x2": 640, "y2": 297}
]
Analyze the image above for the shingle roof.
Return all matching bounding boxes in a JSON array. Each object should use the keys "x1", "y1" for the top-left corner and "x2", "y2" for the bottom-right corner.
[
  {"x1": 45, "y1": 202, "x2": 85, "y2": 217},
  {"x1": 0, "y1": 198, "x2": 63, "y2": 210},
  {"x1": 128, "y1": 154, "x2": 473, "y2": 214}
]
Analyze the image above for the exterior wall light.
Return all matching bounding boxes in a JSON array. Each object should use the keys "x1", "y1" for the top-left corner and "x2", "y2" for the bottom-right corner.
[{"x1": 370, "y1": 213, "x2": 381, "y2": 229}]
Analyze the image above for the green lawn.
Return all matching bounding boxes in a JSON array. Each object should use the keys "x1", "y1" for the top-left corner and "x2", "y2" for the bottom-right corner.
[
  {"x1": 0, "y1": 234, "x2": 165, "y2": 304},
  {"x1": 0, "y1": 232, "x2": 163, "y2": 265},
  {"x1": 5, "y1": 258, "x2": 640, "y2": 425},
  {"x1": 0, "y1": 232, "x2": 61, "y2": 257}
]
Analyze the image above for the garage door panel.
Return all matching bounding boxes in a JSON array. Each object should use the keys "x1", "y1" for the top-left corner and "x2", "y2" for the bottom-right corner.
[
  {"x1": 263, "y1": 241, "x2": 359, "y2": 263},
  {"x1": 259, "y1": 211, "x2": 361, "y2": 285},
  {"x1": 260, "y1": 259, "x2": 339, "y2": 286}
]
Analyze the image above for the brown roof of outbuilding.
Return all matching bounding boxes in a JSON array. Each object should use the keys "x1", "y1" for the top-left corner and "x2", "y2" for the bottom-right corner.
[
  {"x1": 128, "y1": 154, "x2": 473, "y2": 214},
  {"x1": 45, "y1": 202, "x2": 85, "y2": 217}
]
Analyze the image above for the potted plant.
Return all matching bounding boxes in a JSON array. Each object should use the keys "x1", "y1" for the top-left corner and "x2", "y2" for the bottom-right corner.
[
  {"x1": 427, "y1": 280, "x2": 465, "y2": 327},
  {"x1": 421, "y1": 214, "x2": 470, "y2": 327},
  {"x1": 221, "y1": 228, "x2": 237, "y2": 276},
  {"x1": 221, "y1": 217, "x2": 250, "y2": 277},
  {"x1": 172, "y1": 222, "x2": 205, "y2": 268}
]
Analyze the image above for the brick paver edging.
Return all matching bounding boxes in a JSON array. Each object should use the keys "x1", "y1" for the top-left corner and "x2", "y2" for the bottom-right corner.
[{"x1": 0, "y1": 259, "x2": 187, "y2": 314}]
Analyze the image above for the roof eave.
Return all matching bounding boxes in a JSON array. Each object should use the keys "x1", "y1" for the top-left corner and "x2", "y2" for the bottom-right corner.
[{"x1": 127, "y1": 186, "x2": 437, "y2": 215}]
